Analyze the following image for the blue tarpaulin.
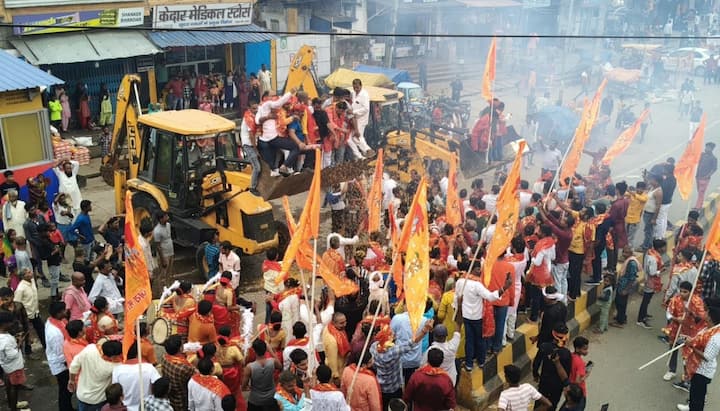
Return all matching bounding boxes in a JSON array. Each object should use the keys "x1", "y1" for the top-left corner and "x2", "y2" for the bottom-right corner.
[{"x1": 354, "y1": 65, "x2": 412, "y2": 85}]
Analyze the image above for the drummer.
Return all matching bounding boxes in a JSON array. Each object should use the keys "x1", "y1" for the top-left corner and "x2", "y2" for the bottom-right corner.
[
  {"x1": 164, "y1": 281, "x2": 197, "y2": 342},
  {"x1": 213, "y1": 272, "x2": 242, "y2": 337}
]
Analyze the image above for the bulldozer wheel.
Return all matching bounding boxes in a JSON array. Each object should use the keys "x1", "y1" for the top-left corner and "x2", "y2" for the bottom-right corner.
[
  {"x1": 132, "y1": 192, "x2": 161, "y2": 232},
  {"x1": 195, "y1": 242, "x2": 210, "y2": 278},
  {"x1": 274, "y1": 221, "x2": 290, "y2": 261}
]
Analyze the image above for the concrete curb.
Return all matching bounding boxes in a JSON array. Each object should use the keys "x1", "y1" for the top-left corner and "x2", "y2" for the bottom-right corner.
[{"x1": 457, "y1": 191, "x2": 720, "y2": 410}]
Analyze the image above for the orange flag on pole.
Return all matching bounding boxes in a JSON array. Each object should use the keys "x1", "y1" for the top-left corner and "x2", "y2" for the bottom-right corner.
[
  {"x1": 601, "y1": 109, "x2": 649, "y2": 166},
  {"x1": 481, "y1": 38, "x2": 497, "y2": 101},
  {"x1": 482, "y1": 141, "x2": 525, "y2": 286},
  {"x1": 445, "y1": 154, "x2": 462, "y2": 227},
  {"x1": 390, "y1": 177, "x2": 427, "y2": 297},
  {"x1": 559, "y1": 101, "x2": 591, "y2": 188},
  {"x1": 317, "y1": 257, "x2": 360, "y2": 297},
  {"x1": 403, "y1": 181, "x2": 429, "y2": 333},
  {"x1": 122, "y1": 191, "x2": 152, "y2": 360},
  {"x1": 706, "y1": 210, "x2": 720, "y2": 260},
  {"x1": 674, "y1": 114, "x2": 706, "y2": 200},
  {"x1": 367, "y1": 149, "x2": 384, "y2": 233},
  {"x1": 281, "y1": 196, "x2": 313, "y2": 272},
  {"x1": 587, "y1": 78, "x2": 607, "y2": 126}
]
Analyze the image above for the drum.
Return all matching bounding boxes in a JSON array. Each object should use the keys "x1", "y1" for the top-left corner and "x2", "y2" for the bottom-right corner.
[{"x1": 151, "y1": 317, "x2": 172, "y2": 345}]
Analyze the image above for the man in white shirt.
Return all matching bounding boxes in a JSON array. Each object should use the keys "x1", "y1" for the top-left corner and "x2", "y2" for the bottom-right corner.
[
  {"x1": 14, "y1": 267, "x2": 45, "y2": 352},
  {"x1": 677, "y1": 303, "x2": 720, "y2": 411},
  {"x1": 423, "y1": 323, "x2": 462, "y2": 384},
  {"x1": 382, "y1": 172, "x2": 398, "y2": 211},
  {"x1": 326, "y1": 233, "x2": 359, "y2": 262},
  {"x1": 255, "y1": 90, "x2": 299, "y2": 176},
  {"x1": 219, "y1": 241, "x2": 241, "y2": 289},
  {"x1": 153, "y1": 211, "x2": 174, "y2": 282},
  {"x1": 481, "y1": 185, "x2": 500, "y2": 214},
  {"x1": 259, "y1": 64, "x2": 272, "y2": 96},
  {"x1": 188, "y1": 358, "x2": 229, "y2": 411},
  {"x1": 112, "y1": 342, "x2": 161, "y2": 411},
  {"x1": 69, "y1": 340, "x2": 123, "y2": 409},
  {"x1": 54, "y1": 159, "x2": 82, "y2": 215},
  {"x1": 540, "y1": 141, "x2": 562, "y2": 177},
  {"x1": 88, "y1": 261, "x2": 124, "y2": 315},
  {"x1": 518, "y1": 180, "x2": 533, "y2": 211},
  {"x1": 349, "y1": 79, "x2": 374, "y2": 159},
  {"x1": 45, "y1": 301, "x2": 74, "y2": 411},
  {"x1": 2, "y1": 190, "x2": 26, "y2": 239},
  {"x1": 455, "y1": 266, "x2": 511, "y2": 371},
  {"x1": 240, "y1": 103, "x2": 261, "y2": 192},
  {"x1": 310, "y1": 364, "x2": 350, "y2": 410}
]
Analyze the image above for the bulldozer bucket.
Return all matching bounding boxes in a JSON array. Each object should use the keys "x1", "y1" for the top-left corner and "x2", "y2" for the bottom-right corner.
[{"x1": 256, "y1": 158, "x2": 373, "y2": 201}]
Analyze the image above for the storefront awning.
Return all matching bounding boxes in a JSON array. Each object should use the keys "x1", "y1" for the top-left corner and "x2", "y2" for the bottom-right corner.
[
  {"x1": 148, "y1": 24, "x2": 277, "y2": 48},
  {"x1": 10, "y1": 30, "x2": 162, "y2": 65},
  {"x1": 0, "y1": 50, "x2": 63, "y2": 92}
]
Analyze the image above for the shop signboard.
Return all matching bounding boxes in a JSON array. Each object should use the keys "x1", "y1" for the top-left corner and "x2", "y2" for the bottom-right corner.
[
  {"x1": 12, "y1": 8, "x2": 144, "y2": 35},
  {"x1": 152, "y1": 3, "x2": 253, "y2": 30},
  {"x1": 5, "y1": 0, "x2": 136, "y2": 8}
]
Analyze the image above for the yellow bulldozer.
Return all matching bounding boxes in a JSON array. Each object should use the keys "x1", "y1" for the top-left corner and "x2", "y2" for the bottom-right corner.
[{"x1": 101, "y1": 75, "x2": 289, "y2": 270}]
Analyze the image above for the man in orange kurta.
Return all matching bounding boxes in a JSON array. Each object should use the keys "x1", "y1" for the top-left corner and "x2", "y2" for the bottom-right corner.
[
  {"x1": 188, "y1": 300, "x2": 217, "y2": 345},
  {"x1": 487, "y1": 254, "x2": 516, "y2": 354},
  {"x1": 322, "y1": 236, "x2": 346, "y2": 278}
]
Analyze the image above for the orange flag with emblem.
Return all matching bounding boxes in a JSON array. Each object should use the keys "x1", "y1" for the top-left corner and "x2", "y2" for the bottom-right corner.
[
  {"x1": 601, "y1": 109, "x2": 649, "y2": 166},
  {"x1": 674, "y1": 114, "x2": 706, "y2": 200},
  {"x1": 481, "y1": 38, "x2": 496, "y2": 101},
  {"x1": 367, "y1": 149, "x2": 384, "y2": 233},
  {"x1": 390, "y1": 177, "x2": 427, "y2": 298},
  {"x1": 706, "y1": 209, "x2": 720, "y2": 260},
  {"x1": 482, "y1": 141, "x2": 524, "y2": 286},
  {"x1": 122, "y1": 191, "x2": 152, "y2": 360},
  {"x1": 445, "y1": 154, "x2": 462, "y2": 226},
  {"x1": 403, "y1": 181, "x2": 429, "y2": 333}
]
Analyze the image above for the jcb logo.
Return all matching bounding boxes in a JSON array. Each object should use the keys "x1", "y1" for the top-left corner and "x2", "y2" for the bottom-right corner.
[{"x1": 128, "y1": 124, "x2": 137, "y2": 156}]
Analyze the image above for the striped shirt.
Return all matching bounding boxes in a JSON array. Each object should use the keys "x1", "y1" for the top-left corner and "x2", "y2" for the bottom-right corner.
[{"x1": 498, "y1": 383, "x2": 543, "y2": 410}]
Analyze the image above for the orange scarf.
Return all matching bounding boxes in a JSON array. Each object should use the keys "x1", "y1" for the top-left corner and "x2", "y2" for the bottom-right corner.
[
  {"x1": 275, "y1": 384, "x2": 303, "y2": 404},
  {"x1": 243, "y1": 110, "x2": 257, "y2": 134},
  {"x1": 192, "y1": 312, "x2": 215, "y2": 325},
  {"x1": 287, "y1": 337, "x2": 309, "y2": 347},
  {"x1": 164, "y1": 353, "x2": 193, "y2": 367},
  {"x1": 327, "y1": 323, "x2": 350, "y2": 357},
  {"x1": 312, "y1": 383, "x2": 340, "y2": 392},
  {"x1": 192, "y1": 374, "x2": 230, "y2": 398},
  {"x1": 49, "y1": 317, "x2": 69, "y2": 340},
  {"x1": 417, "y1": 364, "x2": 449, "y2": 377},
  {"x1": 527, "y1": 237, "x2": 555, "y2": 287},
  {"x1": 647, "y1": 248, "x2": 665, "y2": 292},
  {"x1": 684, "y1": 326, "x2": 720, "y2": 379}
]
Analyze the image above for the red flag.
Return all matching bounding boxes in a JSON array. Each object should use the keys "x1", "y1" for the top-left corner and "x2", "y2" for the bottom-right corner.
[
  {"x1": 482, "y1": 141, "x2": 524, "y2": 286},
  {"x1": 122, "y1": 191, "x2": 152, "y2": 360},
  {"x1": 601, "y1": 109, "x2": 649, "y2": 166},
  {"x1": 674, "y1": 114, "x2": 706, "y2": 200},
  {"x1": 481, "y1": 38, "x2": 496, "y2": 101},
  {"x1": 445, "y1": 154, "x2": 462, "y2": 226},
  {"x1": 367, "y1": 149, "x2": 384, "y2": 233}
]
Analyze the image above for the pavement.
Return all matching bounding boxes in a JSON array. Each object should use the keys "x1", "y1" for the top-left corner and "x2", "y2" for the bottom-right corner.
[{"x1": 5, "y1": 53, "x2": 720, "y2": 410}]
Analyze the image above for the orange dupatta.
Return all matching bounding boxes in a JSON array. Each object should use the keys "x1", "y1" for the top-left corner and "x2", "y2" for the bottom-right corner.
[
  {"x1": 192, "y1": 374, "x2": 230, "y2": 398},
  {"x1": 327, "y1": 323, "x2": 351, "y2": 357},
  {"x1": 527, "y1": 237, "x2": 556, "y2": 287}
]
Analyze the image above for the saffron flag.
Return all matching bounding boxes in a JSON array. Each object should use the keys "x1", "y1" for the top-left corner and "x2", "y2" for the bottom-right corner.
[
  {"x1": 481, "y1": 38, "x2": 497, "y2": 101},
  {"x1": 316, "y1": 257, "x2": 359, "y2": 297},
  {"x1": 367, "y1": 149, "x2": 384, "y2": 234},
  {"x1": 587, "y1": 78, "x2": 607, "y2": 127},
  {"x1": 281, "y1": 196, "x2": 313, "y2": 272},
  {"x1": 390, "y1": 177, "x2": 427, "y2": 298},
  {"x1": 601, "y1": 109, "x2": 649, "y2": 166},
  {"x1": 706, "y1": 209, "x2": 720, "y2": 260},
  {"x1": 445, "y1": 154, "x2": 462, "y2": 227},
  {"x1": 482, "y1": 141, "x2": 525, "y2": 286},
  {"x1": 388, "y1": 202, "x2": 399, "y2": 251},
  {"x1": 559, "y1": 101, "x2": 591, "y2": 188},
  {"x1": 674, "y1": 114, "x2": 706, "y2": 200},
  {"x1": 122, "y1": 191, "x2": 152, "y2": 360},
  {"x1": 403, "y1": 181, "x2": 429, "y2": 333}
]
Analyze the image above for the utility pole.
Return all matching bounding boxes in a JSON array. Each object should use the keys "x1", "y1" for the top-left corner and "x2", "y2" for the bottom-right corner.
[{"x1": 384, "y1": 0, "x2": 400, "y2": 68}]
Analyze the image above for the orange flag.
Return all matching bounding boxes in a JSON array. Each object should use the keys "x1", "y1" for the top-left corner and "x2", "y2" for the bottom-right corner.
[
  {"x1": 482, "y1": 141, "x2": 525, "y2": 286},
  {"x1": 390, "y1": 177, "x2": 427, "y2": 297},
  {"x1": 481, "y1": 38, "x2": 496, "y2": 101},
  {"x1": 587, "y1": 78, "x2": 607, "y2": 126},
  {"x1": 122, "y1": 191, "x2": 152, "y2": 360},
  {"x1": 674, "y1": 114, "x2": 706, "y2": 200},
  {"x1": 403, "y1": 181, "x2": 429, "y2": 333},
  {"x1": 388, "y1": 202, "x2": 399, "y2": 250},
  {"x1": 601, "y1": 109, "x2": 649, "y2": 166},
  {"x1": 281, "y1": 196, "x2": 313, "y2": 272},
  {"x1": 316, "y1": 258, "x2": 359, "y2": 297},
  {"x1": 445, "y1": 154, "x2": 462, "y2": 226},
  {"x1": 559, "y1": 101, "x2": 591, "y2": 188},
  {"x1": 706, "y1": 210, "x2": 720, "y2": 260},
  {"x1": 367, "y1": 149, "x2": 384, "y2": 233}
]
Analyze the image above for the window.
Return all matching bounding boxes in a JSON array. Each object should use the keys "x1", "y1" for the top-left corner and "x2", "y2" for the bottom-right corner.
[
  {"x1": 138, "y1": 128, "x2": 175, "y2": 186},
  {"x1": 271, "y1": 19, "x2": 280, "y2": 32},
  {"x1": 0, "y1": 111, "x2": 50, "y2": 167}
]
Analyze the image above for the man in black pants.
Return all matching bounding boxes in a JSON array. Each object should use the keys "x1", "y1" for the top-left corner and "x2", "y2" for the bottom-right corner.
[
  {"x1": 533, "y1": 323, "x2": 572, "y2": 410},
  {"x1": 637, "y1": 239, "x2": 667, "y2": 328}
]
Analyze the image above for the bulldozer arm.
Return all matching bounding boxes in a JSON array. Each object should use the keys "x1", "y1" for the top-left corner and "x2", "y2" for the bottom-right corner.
[
  {"x1": 256, "y1": 158, "x2": 373, "y2": 201},
  {"x1": 282, "y1": 45, "x2": 322, "y2": 99}
]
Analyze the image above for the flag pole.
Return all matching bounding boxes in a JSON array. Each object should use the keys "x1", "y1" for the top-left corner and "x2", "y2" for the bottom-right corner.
[
  {"x1": 548, "y1": 129, "x2": 578, "y2": 194},
  {"x1": 136, "y1": 317, "x2": 146, "y2": 411},
  {"x1": 308, "y1": 237, "x2": 318, "y2": 371},
  {"x1": 486, "y1": 96, "x2": 495, "y2": 164},
  {"x1": 666, "y1": 247, "x2": 708, "y2": 366},
  {"x1": 640, "y1": 322, "x2": 720, "y2": 370},
  {"x1": 346, "y1": 290, "x2": 384, "y2": 402}
]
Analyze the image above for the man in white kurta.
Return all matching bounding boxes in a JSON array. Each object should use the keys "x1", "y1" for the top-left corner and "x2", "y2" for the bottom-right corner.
[
  {"x1": 53, "y1": 160, "x2": 82, "y2": 215},
  {"x1": 2, "y1": 190, "x2": 26, "y2": 238},
  {"x1": 88, "y1": 262, "x2": 124, "y2": 315},
  {"x1": 349, "y1": 79, "x2": 373, "y2": 159}
]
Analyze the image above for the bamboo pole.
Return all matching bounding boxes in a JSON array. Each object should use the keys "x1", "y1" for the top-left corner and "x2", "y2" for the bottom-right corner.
[{"x1": 639, "y1": 322, "x2": 720, "y2": 371}]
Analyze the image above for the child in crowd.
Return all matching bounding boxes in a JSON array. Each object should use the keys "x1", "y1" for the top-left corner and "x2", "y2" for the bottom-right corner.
[
  {"x1": 101, "y1": 383, "x2": 127, "y2": 411},
  {"x1": 594, "y1": 274, "x2": 615, "y2": 334},
  {"x1": 144, "y1": 377, "x2": 173, "y2": 411},
  {"x1": 13, "y1": 237, "x2": 32, "y2": 276},
  {"x1": 6, "y1": 257, "x2": 19, "y2": 291},
  {"x1": 0, "y1": 311, "x2": 29, "y2": 411},
  {"x1": 497, "y1": 364, "x2": 552, "y2": 411},
  {"x1": 569, "y1": 336, "x2": 591, "y2": 410}
]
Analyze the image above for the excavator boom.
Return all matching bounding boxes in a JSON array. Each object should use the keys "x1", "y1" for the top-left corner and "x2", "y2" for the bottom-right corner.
[{"x1": 282, "y1": 45, "x2": 321, "y2": 99}]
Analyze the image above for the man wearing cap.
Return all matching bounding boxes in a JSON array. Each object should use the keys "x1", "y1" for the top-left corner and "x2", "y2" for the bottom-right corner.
[
  {"x1": 695, "y1": 142, "x2": 717, "y2": 210},
  {"x1": 422, "y1": 313, "x2": 463, "y2": 384}
]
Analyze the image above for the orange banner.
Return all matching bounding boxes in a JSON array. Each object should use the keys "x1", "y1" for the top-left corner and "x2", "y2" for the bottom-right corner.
[
  {"x1": 367, "y1": 149, "x2": 384, "y2": 233},
  {"x1": 706, "y1": 210, "x2": 720, "y2": 260},
  {"x1": 601, "y1": 109, "x2": 649, "y2": 166},
  {"x1": 674, "y1": 114, "x2": 706, "y2": 200},
  {"x1": 390, "y1": 177, "x2": 427, "y2": 298},
  {"x1": 482, "y1": 141, "x2": 525, "y2": 286},
  {"x1": 281, "y1": 196, "x2": 313, "y2": 272},
  {"x1": 445, "y1": 154, "x2": 462, "y2": 227},
  {"x1": 559, "y1": 101, "x2": 591, "y2": 188},
  {"x1": 122, "y1": 191, "x2": 152, "y2": 360},
  {"x1": 317, "y1": 257, "x2": 359, "y2": 297},
  {"x1": 403, "y1": 182, "x2": 429, "y2": 333},
  {"x1": 481, "y1": 38, "x2": 496, "y2": 101}
]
